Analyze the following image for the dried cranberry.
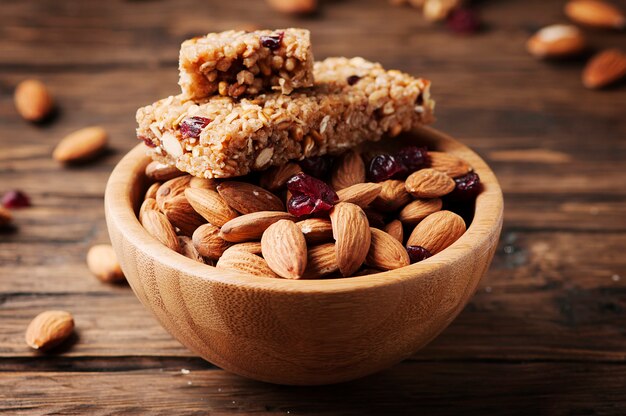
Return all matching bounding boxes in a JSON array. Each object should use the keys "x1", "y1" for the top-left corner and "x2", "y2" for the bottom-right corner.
[
  {"x1": 406, "y1": 246, "x2": 432, "y2": 263},
  {"x1": 286, "y1": 173, "x2": 338, "y2": 217},
  {"x1": 260, "y1": 32, "x2": 284, "y2": 50},
  {"x1": 299, "y1": 155, "x2": 333, "y2": 179},
  {"x1": 2, "y1": 190, "x2": 31, "y2": 209},
  {"x1": 396, "y1": 146, "x2": 429, "y2": 172},
  {"x1": 446, "y1": 8, "x2": 482, "y2": 34},
  {"x1": 347, "y1": 75, "x2": 361, "y2": 86},
  {"x1": 180, "y1": 116, "x2": 211, "y2": 139},
  {"x1": 367, "y1": 154, "x2": 407, "y2": 182},
  {"x1": 448, "y1": 172, "x2": 482, "y2": 201},
  {"x1": 138, "y1": 135, "x2": 156, "y2": 148}
]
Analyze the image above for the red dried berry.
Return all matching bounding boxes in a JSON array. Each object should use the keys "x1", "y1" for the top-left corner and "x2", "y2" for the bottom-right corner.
[
  {"x1": 138, "y1": 135, "x2": 156, "y2": 148},
  {"x1": 260, "y1": 32, "x2": 284, "y2": 50},
  {"x1": 396, "y1": 146, "x2": 429, "y2": 172},
  {"x1": 347, "y1": 75, "x2": 361, "y2": 86},
  {"x1": 446, "y1": 8, "x2": 482, "y2": 34},
  {"x1": 406, "y1": 246, "x2": 432, "y2": 263},
  {"x1": 2, "y1": 190, "x2": 31, "y2": 209},
  {"x1": 449, "y1": 172, "x2": 482, "y2": 201},
  {"x1": 286, "y1": 173, "x2": 338, "y2": 217},
  {"x1": 367, "y1": 154, "x2": 407, "y2": 182},
  {"x1": 299, "y1": 155, "x2": 333, "y2": 179},
  {"x1": 180, "y1": 116, "x2": 211, "y2": 140}
]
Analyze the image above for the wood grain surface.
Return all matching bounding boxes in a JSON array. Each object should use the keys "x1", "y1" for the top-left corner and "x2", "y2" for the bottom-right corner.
[{"x1": 1, "y1": 0, "x2": 626, "y2": 413}]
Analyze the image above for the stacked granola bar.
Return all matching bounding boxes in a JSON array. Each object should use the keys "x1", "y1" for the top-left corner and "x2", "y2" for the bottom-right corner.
[{"x1": 137, "y1": 29, "x2": 435, "y2": 179}]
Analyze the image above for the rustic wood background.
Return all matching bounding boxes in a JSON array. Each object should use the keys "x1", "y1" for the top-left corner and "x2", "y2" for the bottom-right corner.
[{"x1": 1, "y1": 0, "x2": 626, "y2": 414}]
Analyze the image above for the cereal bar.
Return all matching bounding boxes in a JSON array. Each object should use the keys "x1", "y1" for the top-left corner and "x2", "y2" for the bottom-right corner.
[
  {"x1": 179, "y1": 28, "x2": 314, "y2": 99},
  {"x1": 137, "y1": 57, "x2": 435, "y2": 178}
]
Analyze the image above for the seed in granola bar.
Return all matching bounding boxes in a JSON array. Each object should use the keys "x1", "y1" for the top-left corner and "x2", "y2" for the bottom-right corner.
[
  {"x1": 2, "y1": 190, "x2": 31, "y2": 209},
  {"x1": 368, "y1": 154, "x2": 407, "y2": 182},
  {"x1": 446, "y1": 8, "x2": 481, "y2": 34},
  {"x1": 299, "y1": 155, "x2": 333, "y2": 179},
  {"x1": 397, "y1": 146, "x2": 429, "y2": 172},
  {"x1": 180, "y1": 116, "x2": 211, "y2": 140},
  {"x1": 449, "y1": 172, "x2": 482, "y2": 201},
  {"x1": 260, "y1": 32, "x2": 284, "y2": 50},
  {"x1": 406, "y1": 245, "x2": 432, "y2": 263},
  {"x1": 347, "y1": 75, "x2": 361, "y2": 86},
  {"x1": 286, "y1": 173, "x2": 338, "y2": 217}
]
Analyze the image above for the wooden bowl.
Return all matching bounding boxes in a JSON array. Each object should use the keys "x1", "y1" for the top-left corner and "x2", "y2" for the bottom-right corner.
[{"x1": 104, "y1": 126, "x2": 503, "y2": 385}]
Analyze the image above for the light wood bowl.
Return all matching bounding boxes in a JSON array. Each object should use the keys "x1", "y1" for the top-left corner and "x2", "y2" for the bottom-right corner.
[{"x1": 105, "y1": 126, "x2": 503, "y2": 385}]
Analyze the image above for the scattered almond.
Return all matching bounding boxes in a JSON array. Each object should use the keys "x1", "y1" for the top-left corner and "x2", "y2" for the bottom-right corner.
[
  {"x1": 14, "y1": 79, "x2": 54, "y2": 122},
  {"x1": 184, "y1": 188, "x2": 238, "y2": 227},
  {"x1": 217, "y1": 249, "x2": 279, "y2": 278},
  {"x1": 161, "y1": 195, "x2": 207, "y2": 236},
  {"x1": 25, "y1": 310, "x2": 74, "y2": 350},
  {"x1": 303, "y1": 243, "x2": 338, "y2": 279},
  {"x1": 0, "y1": 206, "x2": 13, "y2": 226},
  {"x1": 192, "y1": 223, "x2": 232, "y2": 260},
  {"x1": 53, "y1": 126, "x2": 108, "y2": 164},
  {"x1": 156, "y1": 176, "x2": 191, "y2": 211},
  {"x1": 384, "y1": 219, "x2": 404, "y2": 243},
  {"x1": 526, "y1": 24, "x2": 587, "y2": 59},
  {"x1": 145, "y1": 161, "x2": 185, "y2": 182},
  {"x1": 366, "y1": 228, "x2": 410, "y2": 270},
  {"x1": 371, "y1": 180, "x2": 412, "y2": 212},
  {"x1": 86, "y1": 244, "x2": 125, "y2": 283},
  {"x1": 220, "y1": 211, "x2": 294, "y2": 242},
  {"x1": 398, "y1": 198, "x2": 443, "y2": 225},
  {"x1": 423, "y1": 0, "x2": 460, "y2": 22},
  {"x1": 582, "y1": 49, "x2": 626, "y2": 89},
  {"x1": 428, "y1": 151, "x2": 471, "y2": 178},
  {"x1": 261, "y1": 220, "x2": 308, "y2": 279},
  {"x1": 259, "y1": 162, "x2": 302, "y2": 191},
  {"x1": 565, "y1": 0, "x2": 625, "y2": 29},
  {"x1": 266, "y1": 0, "x2": 317, "y2": 15},
  {"x1": 405, "y1": 168, "x2": 455, "y2": 198},
  {"x1": 142, "y1": 209, "x2": 180, "y2": 252},
  {"x1": 407, "y1": 210, "x2": 466, "y2": 254},
  {"x1": 217, "y1": 181, "x2": 284, "y2": 214},
  {"x1": 330, "y1": 202, "x2": 371, "y2": 276},
  {"x1": 337, "y1": 182, "x2": 383, "y2": 207},
  {"x1": 297, "y1": 218, "x2": 333, "y2": 244},
  {"x1": 178, "y1": 236, "x2": 205, "y2": 264},
  {"x1": 331, "y1": 150, "x2": 366, "y2": 190}
]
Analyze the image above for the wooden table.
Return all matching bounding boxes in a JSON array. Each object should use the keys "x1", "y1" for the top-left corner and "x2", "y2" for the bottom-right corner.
[{"x1": 2, "y1": 0, "x2": 626, "y2": 414}]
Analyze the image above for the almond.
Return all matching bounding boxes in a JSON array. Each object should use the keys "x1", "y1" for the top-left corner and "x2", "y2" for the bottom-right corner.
[
  {"x1": 330, "y1": 202, "x2": 371, "y2": 276},
  {"x1": 297, "y1": 218, "x2": 333, "y2": 244},
  {"x1": 189, "y1": 176, "x2": 218, "y2": 190},
  {"x1": 14, "y1": 79, "x2": 54, "y2": 122},
  {"x1": 161, "y1": 195, "x2": 207, "y2": 236},
  {"x1": 156, "y1": 176, "x2": 191, "y2": 211},
  {"x1": 366, "y1": 228, "x2": 410, "y2": 271},
  {"x1": 145, "y1": 182, "x2": 161, "y2": 200},
  {"x1": 266, "y1": 0, "x2": 317, "y2": 15},
  {"x1": 428, "y1": 151, "x2": 471, "y2": 178},
  {"x1": 53, "y1": 126, "x2": 108, "y2": 164},
  {"x1": 139, "y1": 198, "x2": 159, "y2": 224},
  {"x1": 371, "y1": 180, "x2": 412, "y2": 212},
  {"x1": 407, "y1": 210, "x2": 466, "y2": 254},
  {"x1": 223, "y1": 241, "x2": 263, "y2": 256},
  {"x1": 526, "y1": 24, "x2": 587, "y2": 59},
  {"x1": 259, "y1": 162, "x2": 302, "y2": 191},
  {"x1": 220, "y1": 211, "x2": 294, "y2": 242},
  {"x1": 336, "y1": 182, "x2": 383, "y2": 207},
  {"x1": 0, "y1": 206, "x2": 13, "y2": 226},
  {"x1": 384, "y1": 219, "x2": 404, "y2": 243},
  {"x1": 217, "y1": 249, "x2": 279, "y2": 278},
  {"x1": 192, "y1": 223, "x2": 232, "y2": 260},
  {"x1": 405, "y1": 168, "x2": 455, "y2": 198},
  {"x1": 331, "y1": 150, "x2": 366, "y2": 190},
  {"x1": 423, "y1": 0, "x2": 460, "y2": 22},
  {"x1": 303, "y1": 243, "x2": 338, "y2": 279},
  {"x1": 142, "y1": 209, "x2": 180, "y2": 252},
  {"x1": 583, "y1": 49, "x2": 626, "y2": 89},
  {"x1": 398, "y1": 198, "x2": 443, "y2": 225},
  {"x1": 217, "y1": 181, "x2": 284, "y2": 214},
  {"x1": 565, "y1": 0, "x2": 625, "y2": 29},
  {"x1": 261, "y1": 219, "x2": 308, "y2": 279},
  {"x1": 25, "y1": 310, "x2": 74, "y2": 350},
  {"x1": 145, "y1": 161, "x2": 185, "y2": 182},
  {"x1": 178, "y1": 236, "x2": 205, "y2": 264},
  {"x1": 86, "y1": 244, "x2": 125, "y2": 283},
  {"x1": 184, "y1": 188, "x2": 238, "y2": 227}
]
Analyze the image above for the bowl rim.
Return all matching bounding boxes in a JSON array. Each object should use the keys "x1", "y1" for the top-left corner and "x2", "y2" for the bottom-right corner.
[{"x1": 105, "y1": 126, "x2": 503, "y2": 294}]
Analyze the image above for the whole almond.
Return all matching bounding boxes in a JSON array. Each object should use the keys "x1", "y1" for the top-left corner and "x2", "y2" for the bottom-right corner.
[
  {"x1": 526, "y1": 24, "x2": 587, "y2": 59},
  {"x1": 565, "y1": 0, "x2": 625, "y2": 29},
  {"x1": 161, "y1": 195, "x2": 207, "y2": 236},
  {"x1": 156, "y1": 175, "x2": 191, "y2": 211},
  {"x1": 337, "y1": 182, "x2": 383, "y2": 207},
  {"x1": 25, "y1": 310, "x2": 74, "y2": 350},
  {"x1": 366, "y1": 228, "x2": 410, "y2": 271},
  {"x1": 266, "y1": 0, "x2": 317, "y2": 15},
  {"x1": 86, "y1": 244, "x2": 125, "y2": 283},
  {"x1": 220, "y1": 211, "x2": 294, "y2": 242},
  {"x1": 145, "y1": 161, "x2": 185, "y2": 182},
  {"x1": 145, "y1": 182, "x2": 161, "y2": 200},
  {"x1": 259, "y1": 162, "x2": 302, "y2": 191},
  {"x1": 261, "y1": 219, "x2": 308, "y2": 279},
  {"x1": 384, "y1": 219, "x2": 404, "y2": 243},
  {"x1": 297, "y1": 218, "x2": 333, "y2": 244},
  {"x1": 331, "y1": 150, "x2": 366, "y2": 191},
  {"x1": 223, "y1": 241, "x2": 263, "y2": 256},
  {"x1": 0, "y1": 206, "x2": 13, "y2": 226},
  {"x1": 217, "y1": 181, "x2": 284, "y2": 214},
  {"x1": 217, "y1": 249, "x2": 279, "y2": 278},
  {"x1": 184, "y1": 188, "x2": 238, "y2": 227},
  {"x1": 14, "y1": 79, "x2": 54, "y2": 122},
  {"x1": 192, "y1": 223, "x2": 232, "y2": 260},
  {"x1": 189, "y1": 176, "x2": 218, "y2": 190},
  {"x1": 583, "y1": 49, "x2": 626, "y2": 89},
  {"x1": 178, "y1": 236, "x2": 205, "y2": 264},
  {"x1": 398, "y1": 198, "x2": 443, "y2": 225},
  {"x1": 428, "y1": 151, "x2": 471, "y2": 178},
  {"x1": 303, "y1": 243, "x2": 338, "y2": 279},
  {"x1": 405, "y1": 168, "x2": 455, "y2": 198},
  {"x1": 142, "y1": 209, "x2": 180, "y2": 252},
  {"x1": 139, "y1": 198, "x2": 159, "y2": 224},
  {"x1": 330, "y1": 202, "x2": 371, "y2": 276},
  {"x1": 53, "y1": 126, "x2": 108, "y2": 164},
  {"x1": 371, "y1": 180, "x2": 412, "y2": 212},
  {"x1": 407, "y1": 210, "x2": 466, "y2": 254}
]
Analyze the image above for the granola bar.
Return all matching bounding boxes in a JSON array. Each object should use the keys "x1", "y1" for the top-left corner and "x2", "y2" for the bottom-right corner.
[
  {"x1": 137, "y1": 57, "x2": 435, "y2": 179},
  {"x1": 179, "y1": 28, "x2": 314, "y2": 99}
]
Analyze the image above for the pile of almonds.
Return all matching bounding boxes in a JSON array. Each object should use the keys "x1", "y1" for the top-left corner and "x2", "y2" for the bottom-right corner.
[{"x1": 138, "y1": 145, "x2": 481, "y2": 279}]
